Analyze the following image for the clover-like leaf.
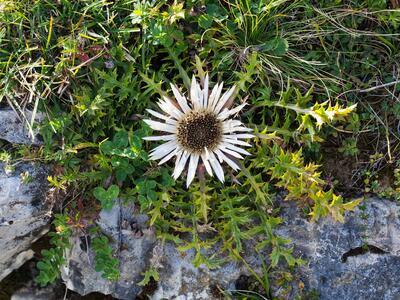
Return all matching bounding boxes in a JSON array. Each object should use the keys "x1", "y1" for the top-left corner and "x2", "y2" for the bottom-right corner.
[
  {"x1": 99, "y1": 140, "x2": 114, "y2": 155},
  {"x1": 112, "y1": 130, "x2": 129, "y2": 148},
  {"x1": 112, "y1": 157, "x2": 134, "y2": 182},
  {"x1": 93, "y1": 185, "x2": 120, "y2": 210}
]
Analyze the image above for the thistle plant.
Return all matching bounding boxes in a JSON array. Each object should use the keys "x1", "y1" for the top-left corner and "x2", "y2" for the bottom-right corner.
[
  {"x1": 143, "y1": 75, "x2": 253, "y2": 187},
  {"x1": 3, "y1": 0, "x2": 395, "y2": 296}
]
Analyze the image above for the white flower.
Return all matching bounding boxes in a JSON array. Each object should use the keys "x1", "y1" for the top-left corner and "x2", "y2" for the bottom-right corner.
[{"x1": 143, "y1": 75, "x2": 253, "y2": 187}]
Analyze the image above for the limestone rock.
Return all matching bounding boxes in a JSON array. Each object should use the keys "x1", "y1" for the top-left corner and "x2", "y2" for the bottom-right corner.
[
  {"x1": 150, "y1": 242, "x2": 243, "y2": 300},
  {"x1": 62, "y1": 205, "x2": 156, "y2": 299},
  {"x1": 61, "y1": 204, "x2": 247, "y2": 300},
  {"x1": 275, "y1": 198, "x2": 400, "y2": 300},
  {"x1": 0, "y1": 109, "x2": 44, "y2": 145},
  {"x1": 11, "y1": 283, "x2": 59, "y2": 300},
  {"x1": 0, "y1": 163, "x2": 51, "y2": 281},
  {"x1": 61, "y1": 197, "x2": 400, "y2": 300}
]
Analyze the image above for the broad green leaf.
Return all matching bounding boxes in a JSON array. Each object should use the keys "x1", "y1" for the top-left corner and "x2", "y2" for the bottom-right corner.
[
  {"x1": 263, "y1": 37, "x2": 289, "y2": 56},
  {"x1": 93, "y1": 185, "x2": 120, "y2": 210},
  {"x1": 113, "y1": 130, "x2": 129, "y2": 148},
  {"x1": 198, "y1": 14, "x2": 213, "y2": 29}
]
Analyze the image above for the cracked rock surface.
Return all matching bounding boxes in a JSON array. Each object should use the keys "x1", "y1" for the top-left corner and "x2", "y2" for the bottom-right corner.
[
  {"x1": 0, "y1": 109, "x2": 43, "y2": 145},
  {"x1": 61, "y1": 197, "x2": 400, "y2": 300},
  {"x1": 61, "y1": 204, "x2": 248, "y2": 299},
  {"x1": 275, "y1": 198, "x2": 400, "y2": 300},
  {"x1": 0, "y1": 163, "x2": 51, "y2": 281}
]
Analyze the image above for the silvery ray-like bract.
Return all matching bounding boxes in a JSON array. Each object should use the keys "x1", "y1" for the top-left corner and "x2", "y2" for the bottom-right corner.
[{"x1": 143, "y1": 74, "x2": 253, "y2": 187}]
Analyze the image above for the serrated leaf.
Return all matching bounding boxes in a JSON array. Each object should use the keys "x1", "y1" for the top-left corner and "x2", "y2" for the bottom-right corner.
[
  {"x1": 342, "y1": 198, "x2": 363, "y2": 210},
  {"x1": 138, "y1": 267, "x2": 159, "y2": 286}
]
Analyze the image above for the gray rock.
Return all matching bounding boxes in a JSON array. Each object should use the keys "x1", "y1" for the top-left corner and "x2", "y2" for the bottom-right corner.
[
  {"x1": 11, "y1": 284, "x2": 60, "y2": 300},
  {"x1": 150, "y1": 244, "x2": 243, "y2": 300},
  {"x1": 275, "y1": 198, "x2": 400, "y2": 300},
  {"x1": 61, "y1": 203, "x2": 248, "y2": 300},
  {"x1": 62, "y1": 197, "x2": 400, "y2": 300},
  {"x1": 62, "y1": 204, "x2": 156, "y2": 299},
  {"x1": 0, "y1": 163, "x2": 51, "y2": 281},
  {"x1": 0, "y1": 109, "x2": 43, "y2": 145}
]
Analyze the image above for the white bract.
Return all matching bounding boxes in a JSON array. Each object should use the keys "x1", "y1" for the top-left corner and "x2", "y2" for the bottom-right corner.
[{"x1": 143, "y1": 75, "x2": 253, "y2": 187}]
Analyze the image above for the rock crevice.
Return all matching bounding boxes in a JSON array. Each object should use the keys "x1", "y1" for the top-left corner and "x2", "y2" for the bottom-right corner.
[{"x1": 0, "y1": 163, "x2": 51, "y2": 281}]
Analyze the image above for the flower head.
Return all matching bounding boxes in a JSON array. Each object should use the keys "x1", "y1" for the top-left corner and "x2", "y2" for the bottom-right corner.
[{"x1": 143, "y1": 75, "x2": 253, "y2": 187}]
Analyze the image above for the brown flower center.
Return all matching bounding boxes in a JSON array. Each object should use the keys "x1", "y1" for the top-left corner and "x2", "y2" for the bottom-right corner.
[{"x1": 177, "y1": 111, "x2": 222, "y2": 153}]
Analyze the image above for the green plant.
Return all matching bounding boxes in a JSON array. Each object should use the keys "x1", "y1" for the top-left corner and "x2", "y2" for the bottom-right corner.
[
  {"x1": 200, "y1": 0, "x2": 351, "y2": 98},
  {"x1": 270, "y1": 85, "x2": 357, "y2": 143},
  {"x1": 92, "y1": 235, "x2": 120, "y2": 281},
  {"x1": 93, "y1": 185, "x2": 120, "y2": 211},
  {"x1": 138, "y1": 267, "x2": 159, "y2": 287},
  {"x1": 364, "y1": 166, "x2": 400, "y2": 201},
  {"x1": 0, "y1": 150, "x2": 13, "y2": 173},
  {"x1": 0, "y1": 151, "x2": 11, "y2": 163},
  {"x1": 36, "y1": 214, "x2": 71, "y2": 286},
  {"x1": 339, "y1": 138, "x2": 359, "y2": 157},
  {"x1": 2, "y1": 1, "x2": 398, "y2": 298}
]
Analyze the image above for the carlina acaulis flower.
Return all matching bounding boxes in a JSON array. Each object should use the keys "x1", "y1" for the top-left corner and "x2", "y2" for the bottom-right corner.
[{"x1": 143, "y1": 74, "x2": 254, "y2": 187}]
